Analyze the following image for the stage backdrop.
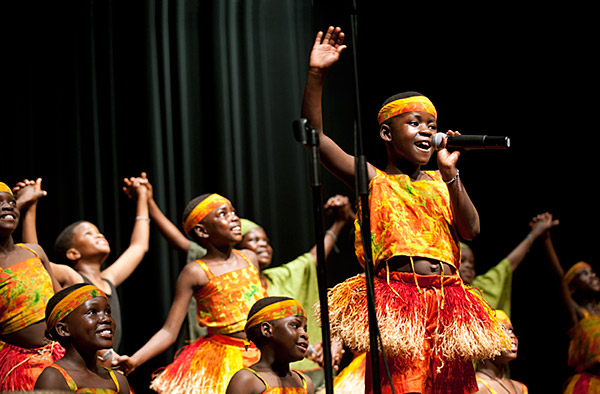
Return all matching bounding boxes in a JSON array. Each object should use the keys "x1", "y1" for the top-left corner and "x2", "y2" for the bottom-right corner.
[{"x1": 5, "y1": 1, "x2": 596, "y2": 393}]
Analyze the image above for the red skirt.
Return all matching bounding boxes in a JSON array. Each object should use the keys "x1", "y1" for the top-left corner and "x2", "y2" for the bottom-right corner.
[{"x1": 0, "y1": 340, "x2": 65, "y2": 391}]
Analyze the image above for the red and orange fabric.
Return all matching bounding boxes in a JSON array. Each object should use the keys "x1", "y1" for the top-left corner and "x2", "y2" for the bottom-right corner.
[
  {"x1": 0, "y1": 341, "x2": 65, "y2": 392},
  {"x1": 150, "y1": 250, "x2": 266, "y2": 394},
  {"x1": 0, "y1": 244, "x2": 54, "y2": 335},
  {"x1": 183, "y1": 194, "x2": 231, "y2": 234},
  {"x1": 377, "y1": 96, "x2": 437, "y2": 125},
  {"x1": 46, "y1": 285, "x2": 106, "y2": 331},
  {"x1": 193, "y1": 250, "x2": 267, "y2": 335},
  {"x1": 354, "y1": 169, "x2": 460, "y2": 271},
  {"x1": 245, "y1": 299, "x2": 306, "y2": 331},
  {"x1": 243, "y1": 368, "x2": 308, "y2": 394}
]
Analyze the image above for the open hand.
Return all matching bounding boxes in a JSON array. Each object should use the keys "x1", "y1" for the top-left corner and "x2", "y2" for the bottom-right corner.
[{"x1": 309, "y1": 26, "x2": 347, "y2": 70}]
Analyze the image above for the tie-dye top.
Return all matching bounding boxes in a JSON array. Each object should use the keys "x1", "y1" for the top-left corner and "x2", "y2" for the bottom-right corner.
[
  {"x1": 47, "y1": 364, "x2": 120, "y2": 393},
  {"x1": 568, "y1": 309, "x2": 600, "y2": 372},
  {"x1": 194, "y1": 250, "x2": 266, "y2": 335},
  {"x1": 244, "y1": 368, "x2": 308, "y2": 394},
  {"x1": 355, "y1": 168, "x2": 460, "y2": 270},
  {"x1": 0, "y1": 244, "x2": 54, "y2": 335}
]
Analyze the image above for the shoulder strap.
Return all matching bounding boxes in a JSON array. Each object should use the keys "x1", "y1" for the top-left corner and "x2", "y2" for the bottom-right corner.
[
  {"x1": 293, "y1": 370, "x2": 307, "y2": 389},
  {"x1": 195, "y1": 259, "x2": 215, "y2": 280},
  {"x1": 47, "y1": 364, "x2": 78, "y2": 391},
  {"x1": 234, "y1": 249, "x2": 255, "y2": 272},
  {"x1": 103, "y1": 366, "x2": 120, "y2": 392},
  {"x1": 475, "y1": 377, "x2": 497, "y2": 394},
  {"x1": 15, "y1": 243, "x2": 40, "y2": 258},
  {"x1": 244, "y1": 368, "x2": 270, "y2": 390}
]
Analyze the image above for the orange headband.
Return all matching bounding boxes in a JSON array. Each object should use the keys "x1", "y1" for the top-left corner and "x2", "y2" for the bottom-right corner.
[
  {"x1": 377, "y1": 96, "x2": 437, "y2": 125},
  {"x1": 0, "y1": 182, "x2": 13, "y2": 196},
  {"x1": 47, "y1": 285, "x2": 107, "y2": 331},
  {"x1": 245, "y1": 299, "x2": 306, "y2": 331},
  {"x1": 565, "y1": 261, "x2": 592, "y2": 286},
  {"x1": 183, "y1": 194, "x2": 231, "y2": 234},
  {"x1": 495, "y1": 310, "x2": 511, "y2": 326}
]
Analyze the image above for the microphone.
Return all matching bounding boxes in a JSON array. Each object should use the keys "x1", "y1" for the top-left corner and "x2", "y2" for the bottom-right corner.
[{"x1": 432, "y1": 133, "x2": 510, "y2": 151}]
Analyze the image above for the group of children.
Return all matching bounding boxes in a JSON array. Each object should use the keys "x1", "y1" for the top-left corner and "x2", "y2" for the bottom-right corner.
[{"x1": 1, "y1": 24, "x2": 597, "y2": 394}]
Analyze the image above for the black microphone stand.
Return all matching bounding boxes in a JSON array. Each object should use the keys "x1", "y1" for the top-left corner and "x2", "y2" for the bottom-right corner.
[{"x1": 292, "y1": 118, "x2": 334, "y2": 394}]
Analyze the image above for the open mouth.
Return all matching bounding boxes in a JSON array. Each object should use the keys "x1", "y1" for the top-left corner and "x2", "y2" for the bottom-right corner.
[
  {"x1": 415, "y1": 140, "x2": 431, "y2": 151},
  {"x1": 97, "y1": 329, "x2": 113, "y2": 339},
  {"x1": 0, "y1": 213, "x2": 16, "y2": 220},
  {"x1": 296, "y1": 342, "x2": 309, "y2": 352}
]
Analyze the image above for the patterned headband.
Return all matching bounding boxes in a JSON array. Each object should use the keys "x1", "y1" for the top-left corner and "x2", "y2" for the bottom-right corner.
[
  {"x1": 0, "y1": 182, "x2": 13, "y2": 196},
  {"x1": 565, "y1": 261, "x2": 592, "y2": 287},
  {"x1": 183, "y1": 194, "x2": 231, "y2": 235},
  {"x1": 245, "y1": 299, "x2": 307, "y2": 331},
  {"x1": 377, "y1": 96, "x2": 437, "y2": 125},
  {"x1": 47, "y1": 285, "x2": 107, "y2": 331}
]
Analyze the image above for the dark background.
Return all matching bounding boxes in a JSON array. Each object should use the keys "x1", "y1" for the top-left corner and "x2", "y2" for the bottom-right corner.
[{"x1": 4, "y1": 1, "x2": 597, "y2": 392}]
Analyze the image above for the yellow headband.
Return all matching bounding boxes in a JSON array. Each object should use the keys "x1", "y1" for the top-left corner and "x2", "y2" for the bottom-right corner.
[
  {"x1": 47, "y1": 285, "x2": 107, "y2": 331},
  {"x1": 377, "y1": 96, "x2": 437, "y2": 125},
  {"x1": 495, "y1": 310, "x2": 511, "y2": 326},
  {"x1": 0, "y1": 182, "x2": 13, "y2": 196},
  {"x1": 565, "y1": 261, "x2": 592, "y2": 287},
  {"x1": 183, "y1": 194, "x2": 231, "y2": 235},
  {"x1": 245, "y1": 299, "x2": 307, "y2": 331}
]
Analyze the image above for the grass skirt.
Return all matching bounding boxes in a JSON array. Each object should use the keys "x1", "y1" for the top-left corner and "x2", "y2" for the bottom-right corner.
[
  {"x1": 316, "y1": 272, "x2": 510, "y2": 393},
  {"x1": 150, "y1": 334, "x2": 260, "y2": 394},
  {"x1": 0, "y1": 341, "x2": 65, "y2": 391},
  {"x1": 331, "y1": 352, "x2": 366, "y2": 394}
]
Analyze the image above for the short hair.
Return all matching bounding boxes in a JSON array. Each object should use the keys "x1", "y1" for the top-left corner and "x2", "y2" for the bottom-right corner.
[
  {"x1": 245, "y1": 296, "x2": 293, "y2": 348},
  {"x1": 181, "y1": 194, "x2": 213, "y2": 241},
  {"x1": 45, "y1": 283, "x2": 90, "y2": 345},
  {"x1": 54, "y1": 220, "x2": 87, "y2": 265},
  {"x1": 380, "y1": 91, "x2": 426, "y2": 126}
]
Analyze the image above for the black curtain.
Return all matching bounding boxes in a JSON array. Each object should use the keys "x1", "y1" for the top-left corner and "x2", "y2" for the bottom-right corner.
[{"x1": 5, "y1": 1, "x2": 597, "y2": 393}]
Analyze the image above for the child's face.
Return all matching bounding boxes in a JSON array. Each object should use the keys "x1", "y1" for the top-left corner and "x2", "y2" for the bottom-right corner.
[
  {"x1": 271, "y1": 315, "x2": 309, "y2": 362},
  {"x1": 70, "y1": 222, "x2": 111, "y2": 258},
  {"x1": 458, "y1": 246, "x2": 475, "y2": 284},
  {"x1": 0, "y1": 192, "x2": 19, "y2": 235},
  {"x1": 497, "y1": 322, "x2": 518, "y2": 363},
  {"x1": 65, "y1": 296, "x2": 115, "y2": 350},
  {"x1": 383, "y1": 111, "x2": 437, "y2": 166},
  {"x1": 237, "y1": 228, "x2": 273, "y2": 269},
  {"x1": 201, "y1": 203, "x2": 242, "y2": 244},
  {"x1": 571, "y1": 266, "x2": 600, "y2": 295}
]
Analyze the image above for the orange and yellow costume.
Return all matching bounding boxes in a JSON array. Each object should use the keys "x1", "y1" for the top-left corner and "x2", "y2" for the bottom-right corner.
[
  {"x1": 0, "y1": 244, "x2": 64, "y2": 391},
  {"x1": 149, "y1": 250, "x2": 266, "y2": 394},
  {"x1": 320, "y1": 169, "x2": 509, "y2": 394}
]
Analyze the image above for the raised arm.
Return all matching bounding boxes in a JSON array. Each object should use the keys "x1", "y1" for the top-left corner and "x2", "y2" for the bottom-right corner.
[
  {"x1": 308, "y1": 194, "x2": 355, "y2": 264},
  {"x1": 537, "y1": 215, "x2": 579, "y2": 326},
  {"x1": 113, "y1": 263, "x2": 202, "y2": 374},
  {"x1": 123, "y1": 172, "x2": 190, "y2": 252},
  {"x1": 13, "y1": 178, "x2": 47, "y2": 244},
  {"x1": 101, "y1": 179, "x2": 150, "y2": 287},
  {"x1": 505, "y1": 212, "x2": 559, "y2": 272},
  {"x1": 435, "y1": 131, "x2": 480, "y2": 240},
  {"x1": 301, "y1": 27, "x2": 376, "y2": 189}
]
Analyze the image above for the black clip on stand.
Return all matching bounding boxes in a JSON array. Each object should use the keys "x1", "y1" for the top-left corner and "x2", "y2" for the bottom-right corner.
[{"x1": 293, "y1": 118, "x2": 335, "y2": 394}]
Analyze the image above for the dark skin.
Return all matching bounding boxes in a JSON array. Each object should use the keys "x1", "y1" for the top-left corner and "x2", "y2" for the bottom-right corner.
[
  {"x1": 301, "y1": 26, "x2": 479, "y2": 276},
  {"x1": 226, "y1": 316, "x2": 314, "y2": 394},
  {"x1": 0, "y1": 190, "x2": 60, "y2": 349},
  {"x1": 113, "y1": 201, "x2": 261, "y2": 374},
  {"x1": 34, "y1": 297, "x2": 129, "y2": 393}
]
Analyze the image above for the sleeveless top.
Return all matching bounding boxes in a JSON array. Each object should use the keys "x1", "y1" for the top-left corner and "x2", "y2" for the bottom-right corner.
[
  {"x1": 0, "y1": 244, "x2": 54, "y2": 335},
  {"x1": 244, "y1": 368, "x2": 308, "y2": 394},
  {"x1": 568, "y1": 308, "x2": 600, "y2": 372},
  {"x1": 354, "y1": 168, "x2": 460, "y2": 270},
  {"x1": 475, "y1": 376, "x2": 528, "y2": 394},
  {"x1": 193, "y1": 250, "x2": 266, "y2": 335},
  {"x1": 47, "y1": 364, "x2": 120, "y2": 393},
  {"x1": 79, "y1": 274, "x2": 122, "y2": 351}
]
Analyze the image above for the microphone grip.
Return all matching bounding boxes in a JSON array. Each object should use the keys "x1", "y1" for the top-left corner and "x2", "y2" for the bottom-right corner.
[{"x1": 448, "y1": 135, "x2": 510, "y2": 149}]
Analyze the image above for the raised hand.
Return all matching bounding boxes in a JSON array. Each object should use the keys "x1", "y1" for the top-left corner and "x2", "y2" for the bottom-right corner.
[
  {"x1": 13, "y1": 178, "x2": 47, "y2": 211},
  {"x1": 122, "y1": 172, "x2": 153, "y2": 201},
  {"x1": 309, "y1": 26, "x2": 347, "y2": 70},
  {"x1": 325, "y1": 195, "x2": 354, "y2": 223}
]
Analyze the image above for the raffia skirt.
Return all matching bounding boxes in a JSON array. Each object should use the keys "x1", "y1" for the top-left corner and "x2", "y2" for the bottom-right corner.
[
  {"x1": 0, "y1": 340, "x2": 65, "y2": 391},
  {"x1": 149, "y1": 334, "x2": 260, "y2": 394},
  {"x1": 316, "y1": 272, "x2": 510, "y2": 394}
]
